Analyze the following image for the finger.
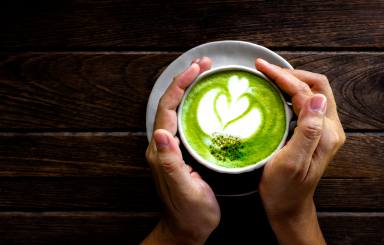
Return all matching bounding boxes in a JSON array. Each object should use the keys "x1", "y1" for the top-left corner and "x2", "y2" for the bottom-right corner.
[
  {"x1": 174, "y1": 136, "x2": 180, "y2": 146},
  {"x1": 160, "y1": 63, "x2": 200, "y2": 112},
  {"x1": 256, "y1": 58, "x2": 312, "y2": 98},
  {"x1": 290, "y1": 69, "x2": 338, "y2": 120},
  {"x1": 154, "y1": 57, "x2": 214, "y2": 134},
  {"x1": 153, "y1": 129, "x2": 192, "y2": 189},
  {"x1": 185, "y1": 164, "x2": 193, "y2": 173},
  {"x1": 198, "y1": 56, "x2": 213, "y2": 73},
  {"x1": 191, "y1": 171, "x2": 202, "y2": 180},
  {"x1": 290, "y1": 70, "x2": 333, "y2": 97},
  {"x1": 154, "y1": 63, "x2": 200, "y2": 133},
  {"x1": 277, "y1": 94, "x2": 327, "y2": 179},
  {"x1": 160, "y1": 57, "x2": 212, "y2": 111},
  {"x1": 317, "y1": 118, "x2": 345, "y2": 163},
  {"x1": 256, "y1": 58, "x2": 313, "y2": 114}
]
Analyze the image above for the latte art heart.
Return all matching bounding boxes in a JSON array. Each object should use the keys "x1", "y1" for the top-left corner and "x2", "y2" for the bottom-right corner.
[
  {"x1": 180, "y1": 70, "x2": 286, "y2": 169},
  {"x1": 197, "y1": 75, "x2": 262, "y2": 138}
]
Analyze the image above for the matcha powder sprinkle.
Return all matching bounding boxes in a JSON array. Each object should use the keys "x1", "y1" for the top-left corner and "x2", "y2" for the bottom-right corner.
[{"x1": 209, "y1": 133, "x2": 245, "y2": 162}]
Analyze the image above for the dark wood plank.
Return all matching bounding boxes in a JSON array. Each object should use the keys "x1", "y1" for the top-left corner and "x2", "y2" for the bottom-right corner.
[
  {"x1": 326, "y1": 133, "x2": 384, "y2": 178},
  {"x1": 0, "y1": 52, "x2": 383, "y2": 130},
  {"x1": 0, "y1": 53, "x2": 175, "y2": 130},
  {"x1": 0, "y1": 133, "x2": 381, "y2": 211},
  {"x1": 0, "y1": 133, "x2": 150, "y2": 177},
  {"x1": 1, "y1": 1, "x2": 384, "y2": 49},
  {"x1": 0, "y1": 177, "x2": 381, "y2": 211},
  {"x1": 0, "y1": 212, "x2": 159, "y2": 245},
  {"x1": 319, "y1": 213, "x2": 384, "y2": 245},
  {"x1": 314, "y1": 179, "x2": 384, "y2": 211},
  {"x1": 0, "y1": 133, "x2": 382, "y2": 178},
  {"x1": 0, "y1": 177, "x2": 160, "y2": 211},
  {"x1": 283, "y1": 52, "x2": 384, "y2": 130},
  {"x1": 0, "y1": 212, "x2": 381, "y2": 245}
]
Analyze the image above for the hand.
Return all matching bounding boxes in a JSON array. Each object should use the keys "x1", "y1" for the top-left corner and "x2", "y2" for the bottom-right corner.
[
  {"x1": 142, "y1": 57, "x2": 220, "y2": 245},
  {"x1": 256, "y1": 59, "x2": 346, "y2": 244}
]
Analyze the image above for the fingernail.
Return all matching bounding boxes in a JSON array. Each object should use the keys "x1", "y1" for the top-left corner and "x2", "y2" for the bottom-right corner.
[
  {"x1": 192, "y1": 58, "x2": 201, "y2": 64},
  {"x1": 154, "y1": 132, "x2": 169, "y2": 149},
  {"x1": 258, "y1": 58, "x2": 270, "y2": 66},
  {"x1": 310, "y1": 94, "x2": 326, "y2": 112}
]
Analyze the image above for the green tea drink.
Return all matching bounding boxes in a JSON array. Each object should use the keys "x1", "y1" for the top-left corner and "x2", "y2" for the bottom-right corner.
[{"x1": 179, "y1": 69, "x2": 287, "y2": 169}]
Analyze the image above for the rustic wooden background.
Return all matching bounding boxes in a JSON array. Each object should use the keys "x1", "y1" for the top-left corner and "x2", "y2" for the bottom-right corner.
[{"x1": 0, "y1": 0, "x2": 383, "y2": 244}]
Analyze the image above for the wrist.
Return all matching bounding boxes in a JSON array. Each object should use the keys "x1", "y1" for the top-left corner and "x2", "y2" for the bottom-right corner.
[
  {"x1": 267, "y1": 200, "x2": 325, "y2": 245},
  {"x1": 267, "y1": 198, "x2": 315, "y2": 224}
]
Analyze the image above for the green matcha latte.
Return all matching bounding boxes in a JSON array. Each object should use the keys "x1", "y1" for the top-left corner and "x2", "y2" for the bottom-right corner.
[{"x1": 179, "y1": 69, "x2": 287, "y2": 170}]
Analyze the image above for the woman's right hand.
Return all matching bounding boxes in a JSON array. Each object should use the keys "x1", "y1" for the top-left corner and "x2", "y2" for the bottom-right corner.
[
  {"x1": 142, "y1": 57, "x2": 220, "y2": 245},
  {"x1": 256, "y1": 58, "x2": 346, "y2": 245}
]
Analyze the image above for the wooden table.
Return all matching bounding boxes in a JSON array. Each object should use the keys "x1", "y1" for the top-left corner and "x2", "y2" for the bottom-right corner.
[{"x1": 0, "y1": 0, "x2": 383, "y2": 244}]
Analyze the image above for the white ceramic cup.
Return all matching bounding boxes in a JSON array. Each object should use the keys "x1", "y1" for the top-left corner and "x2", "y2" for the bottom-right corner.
[{"x1": 177, "y1": 65, "x2": 293, "y2": 174}]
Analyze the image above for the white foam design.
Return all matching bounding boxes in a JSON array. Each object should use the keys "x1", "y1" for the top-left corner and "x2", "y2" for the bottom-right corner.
[{"x1": 197, "y1": 76, "x2": 261, "y2": 138}]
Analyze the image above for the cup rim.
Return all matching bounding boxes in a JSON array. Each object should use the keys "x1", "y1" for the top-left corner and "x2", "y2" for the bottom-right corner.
[{"x1": 177, "y1": 65, "x2": 293, "y2": 174}]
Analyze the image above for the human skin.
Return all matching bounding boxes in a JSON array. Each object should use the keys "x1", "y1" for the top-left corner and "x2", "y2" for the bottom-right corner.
[
  {"x1": 256, "y1": 58, "x2": 345, "y2": 245},
  {"x1": 142, "y1": 57, "x2": 220, "y2": 245},
  {"x1": 142, "y1": 57, "x2": 345, "y2": 244}
]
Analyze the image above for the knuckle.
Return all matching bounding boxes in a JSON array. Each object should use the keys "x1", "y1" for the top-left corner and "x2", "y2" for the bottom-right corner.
[
  {"x1": 323, "y1": 130, "x2": 346, "y2": 153},
  {"x1": 301, "y1": 84, "x2": 311, "y2": 93},
  {"x1": 332, "y1": 131, "x2": 346, "y2": 149},
  {"x1": 158, "y1": 157, "x2": 182, "y2": 174},
  {"x1": 316, "y1": 74, "x2": 330, "y2": 87},
  {"x1": 277, "y1": 71, "x2": 312, "y2": 93},
  {"x1": 282, "y1": 160, "x2": 299, "y2": 173},
  {"x1": 318, "y1": 74, "x2": 329, "y2": 83},
  {"x1": 330, "y1": 134, "x2": 339, "y2": 147},
  {"x1": 340, "y1": 132, "x2": 346, "y2": 146},
  {"x1": 282, "y1": 160, "x2": 307, "y2": 180},
  {"x1": 301, "y1": 123, "x2": 322, "y2": 140},
  {"x1": 174, "y1": 136, "x2": 180, "y2": 145},
  {"x1": 327, "y1": 135, "x2": 339, "y2": 151},
  {"x1": 159, "y1": 159, "x2": 176, "y2": 173}
]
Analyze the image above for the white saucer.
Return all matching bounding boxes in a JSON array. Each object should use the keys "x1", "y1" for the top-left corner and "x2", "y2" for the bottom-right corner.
[{"x1": 146, "y1": 40, "x2": 293, "y2": 141}]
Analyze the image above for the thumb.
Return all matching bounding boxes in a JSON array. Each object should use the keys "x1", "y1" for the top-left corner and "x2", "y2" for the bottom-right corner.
[
  {"x1": 279, "y1": 94, "x2": 327, "y2": 167},
  {"x1": 153, "y1": 129, "x2": 191, "y2": 185}
]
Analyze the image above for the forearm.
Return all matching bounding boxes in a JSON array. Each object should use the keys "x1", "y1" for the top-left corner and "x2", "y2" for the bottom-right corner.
[{"x1": 268, "y1": 200, "x2": 326, "y2": 245}]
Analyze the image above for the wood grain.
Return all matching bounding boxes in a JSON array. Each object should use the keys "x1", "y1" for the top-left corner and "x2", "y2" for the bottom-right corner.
[
  {"x1": 326, "y1": 133, "x2": 384, "y2": 178},
  {"x1": 0, "y1": 133, "x2": 150, "y2": 177},
  {"x1": 283, "y1": 52, "x2": 384, "y2": 130},
  {"x1": 0, "y1": 1, "x2": 382, "y2": 244},
  {"x1": 0, "y1": 133, "x2": 382, "y2": 178},
  {"x1": 0, "y1": 212, "x2": 381, "y2": 245},
  {"x1": 0, "y1": 53, "x2": 175, "y2": 130},
  {"x1": 314, "y1": 179, "x2": 384, "y2": 211},
  {"x1": 0, "y1": 133, "x2": 381, "y2": 213},
  {"x1": 0, "y1": 212, "x2": 159, "y2": 245},
  {"x1": 0, "y1": 177, "x2": 381, "y2": 211},
  {"x1": 0, "y1": 52, "x2": 383, "y2": 130},
  {"x1": 0, "y1": 177, "x2": 160, "y2": 211},
  {"x1": 319, "y1": 213, "x2": 384, "y2": 245},
  {"x1": 1, "y1": 1, "x2": 384, "y2": 49}
]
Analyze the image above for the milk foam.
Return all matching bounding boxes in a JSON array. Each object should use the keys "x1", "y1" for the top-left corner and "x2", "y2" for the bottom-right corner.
[{"x1": 197, "y1": 75, "x2": 261, "y2": 139}]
